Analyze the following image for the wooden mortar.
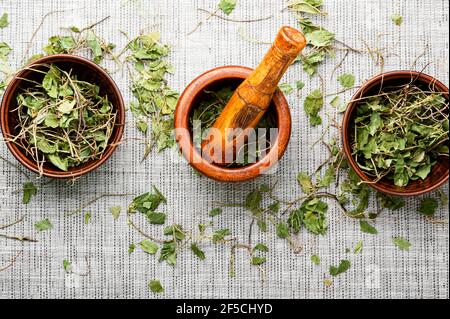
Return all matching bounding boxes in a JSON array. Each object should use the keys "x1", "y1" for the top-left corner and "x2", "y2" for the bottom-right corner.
[{"x1": 201, "y1": 26, "x2": 306, "y2": 165}]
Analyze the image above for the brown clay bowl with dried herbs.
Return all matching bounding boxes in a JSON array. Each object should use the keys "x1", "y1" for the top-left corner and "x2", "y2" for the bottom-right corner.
[
  {"x1": 0, "y1": 54, "x2": 125, "y2": 179},
  {"x1": 174, "y1": 66, "x2": 291, "y2": 182},
  {"x1": 342, "y1": 70, "x2": 449, "y2": 196}
]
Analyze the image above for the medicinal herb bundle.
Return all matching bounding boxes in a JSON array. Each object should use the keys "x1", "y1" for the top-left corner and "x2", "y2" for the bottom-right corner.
[
  {"x1": 125, "y1": 32, "x2": 179, "y2": 158},
  {"x1": 9, "y1": 64, "x2": 117, "y2": 173},
  {"x1": 351, "y1": 84, "x2": 449, "y2": 186},
  {"x1": 190, "y1": 86, "x2": 276, "y2": 166}
]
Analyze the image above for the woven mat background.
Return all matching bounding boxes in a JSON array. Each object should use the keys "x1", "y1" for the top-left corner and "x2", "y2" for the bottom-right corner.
[{"x1": 0, "y1": 0, "x2": 448, "y2": 299}]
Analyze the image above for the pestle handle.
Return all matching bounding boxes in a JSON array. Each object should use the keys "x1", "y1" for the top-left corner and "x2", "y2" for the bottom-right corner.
[{"x1": 201, "y1": 26, "x2": 306, "y2": 165}]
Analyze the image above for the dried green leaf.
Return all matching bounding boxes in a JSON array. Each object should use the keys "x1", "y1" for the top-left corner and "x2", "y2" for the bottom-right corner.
[
  {"x1": 311, "y1": 254, "x2": 320, "y2": 265},
  {"x1": 297, "y1": 172, "x2": 315, "y2": 194},
  {"x1": 209, "y1": 208, "x2": 222, "y2": 217},
  {"x1": 149, "y1": 279, "x2": 164, "y2": 293},
  {"x1": 329, "y1": 259, "x2": 351, "y2": 277},
  {"x1": 0, "y1": 13, "x2": 8, "y2": 28},
  {"x1": 22, "y1": 182, "x2": 37, "y2": 204},
  {"x1": 279, "y1": 83, "x2": 294, "y2": 95},
  {"x1": 140, "y1": 239, "x2": 159, "y2": 254},
  {"x1": 276, "y1": 222, "x2": 289, "y2": 239},
  {"x1": 391, "y1": 13, "x2": 403, "y2": 26},
  {"x1": 337, "y1": 73, "x2": 355, "y2": 88},
  {"x1": 359, "y1": 220, "x2": 377, "y2": 235},
  {"x1": 190, "y1": 243, "x2": 206, "y2": 260},
  {"x1": 392, "y1": 237, "x2": 411, "y2": 251},
  {"x1": 110, "y1": 206, "x2": 121, "y2": 220},
  {"x1": 304, "y1": 89, "x2": 323, "y2": 126},
  {"x1": 218, "y1": 0, "x2": 237, "y2": 15},
  {"x1": 34, "y1": 218, "x2": 53, "y2": 232},
  {"x1": 418, "y1": 198, "x2": 438, "y2": 216},
  {"x1": 253, "y1": 243, "x2": 269, "y2": 252},
  {"x1": 251, "y1": 256, "x2": 266, "y2": 265},
  {"x1": 212, "y1": 228, "x2": 231, "y2": 243},
  {"x1": 63, "y1": 260, "x2": 72, "y2": 273}
]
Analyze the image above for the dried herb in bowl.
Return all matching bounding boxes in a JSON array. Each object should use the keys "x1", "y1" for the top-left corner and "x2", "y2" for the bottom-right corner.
[
  {"x1": 8, "y1": 64, "x2": 117, "y2": 174},
  {"x1": 351, "y1": 83, "x2": 449, "y2": 187},
  {"x1": 190, "y1": 86, "x2": 276, "y2": 167}
]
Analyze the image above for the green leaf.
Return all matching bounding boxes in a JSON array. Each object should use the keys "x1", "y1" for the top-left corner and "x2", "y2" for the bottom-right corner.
[
  {"x1": 190, "y1": 243, "x2": 206, "y2": 260},
  {"x1": 329, "y1": 259, "x2": 351, "y2": 277},
  {"x1": 279, "y1": 83, "x2": 293, "y2": 95},
  {"x1": 48, "y1": 154, "x2": 68, "y2": 171},
  {"x1": 300, "y1": 50, "x2": 325, "y2": 76},
  {"x1": 34, "y1": 218, "x2": 53, "y2": 232},
  {"x1": 218, "y1": 0, "x2": 237, "y2": 15},
  {"x1": 305, "y1": 29, "x2": 335, "y2": 47},
  {"x1": 392, "y1": 237, "x2": 411, "y2": 251},
  {"x1": 146, "y1": 212, "x2": 166, "y2": 225},
  {"x1": 296, "y1": 81, "x2": 305, "y2": 90},
  {"x1": 22, "y1": 182, "x2": 37, "y2": 204},
  {"x1": 377, "y1": 193, "x2": 405, "y2": 211},
  {"x1": 299, "y1": 198, "x2": 328, "y2": 235},
  {"x1": 304, "y1": 89, "x2": 323, "y2": 126},
  {"x1": 0, "y1": 42, "x2": 12, "y2": 57},
  {"x1": 337, "y1": 73, "x2": 355, "y2": 88},
  {"x1": 311, "y1": 254, "x2": 320, "y2": 265},
  {"x1": 149, "y1": 280, "x2": 164, "y2": 293},
  {"x1": 391, "y1": 13, "x2": 403, "y2": 26},
  {"x1": 317, "y1": 164, "x2": 335, "y2": 188},
  {"x1": 63, "y1": 260, "x2": 72, "y2": 273},
  {"x1": 297, "y1": 172, "x2": 315, "y2": 194},
  {"x1": 253, "y1": 243, "x2": 269, "y2": 252},
  {"x1": 368, "y1": 112, "x2": 382, "y2": 136},
  {"x1": 140, "y1": 239, "x2": 159, "y2": 254},
  {"x1": 57, "y1": 100, "x2": 76, "y2": 114},
  {"x1": 245, "y1": 189, "x2": 262, "y2": 211},
  {"x1": 359, "y1": 220, "x2": 378, "y2": 235},
  {"x1": 212, "y1": 229, "x2": 231, "y2": 243},
  {"x1": 251, "y1": 256, "x2": 266, "y2": 265},
  {"x1": 268, "y1": 202, "x2": 280, "y2": 213},
  {"x1": 287, "y1": 0, "x2": 325, "y2": 15},
  {"x1": 257, "y1": 219, "x2": 267, "y2": 232},
  {"x1": 0, "y1": 13, "x2": 8, "y2": 28},
  {"x1": 159, "y1": 241, "x2": 177, "y2": 265},
  {"x1": 84, "y1": 212, "x2": 91, "y2": 225},
  {"x1": 163, "y1": 224, "x2": 185, "y2": 241},
  {"x1": 276, "y1": 222, "x2": 289, "y2": 239},
  {"x1": 128, "y1": 243, "x2": 136, "y2": 255},
  {"x1": 209, "y1": 208, "x2": 222, "y2": 217},
  {"x1": 110, "y1": 206, "x2": 121, "y2": 220},
  {"x1": 128, "y1": 187, "x2": 167, "y2": 214},
  {"x1": 353, "y1": 240, "x2": 363, "y2": 254},
  {"x1": 44, "y1": 112, "x2": 60, "y2": 128},
  {"x1": 288, "y1": 209, "x2": 302, "y2": 233},
  {"x1": 418, "y1": 198, "x2": 438, "y2": 216}
]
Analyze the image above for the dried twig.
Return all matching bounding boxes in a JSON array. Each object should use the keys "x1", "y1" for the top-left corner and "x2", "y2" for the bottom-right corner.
[
  {"x1": 0, "y1": 250, "x2": 23, "y2": 273},
  {"x1": 65, "y1": 193, "x2": 134, "y2": 216},
  {"x1": 0, "y1": 233, "x2": 37, "y2": 242},
  {"x1": 0, "y1": 216, "x2": 24, "y2": 230}
]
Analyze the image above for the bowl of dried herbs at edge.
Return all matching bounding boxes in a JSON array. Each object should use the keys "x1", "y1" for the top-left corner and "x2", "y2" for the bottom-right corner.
[
  {"x1": 174, "y1": 66, "x2": 291, "y2": 182},
  {"x1": 342, "y1": 70, "x2": 449, "y2": 196},
  {"x1": 0, "y1": 54, "x2": 125, "y2": 178}
]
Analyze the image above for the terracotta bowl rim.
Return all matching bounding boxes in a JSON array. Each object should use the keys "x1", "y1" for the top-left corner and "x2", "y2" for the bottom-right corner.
[
  {"x1": 174, "y1": 65, "x2": 292, "y2": 182},
  {"x1": 342, "y1": 70, "x2": 449, "y2": 196},
  {"x1": 0, "y1": 54, "x2": 125, "y2": 179}
]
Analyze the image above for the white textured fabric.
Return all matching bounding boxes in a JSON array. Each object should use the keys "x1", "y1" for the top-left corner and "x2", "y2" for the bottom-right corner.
[{"x1": 0, "y1": 0, "x2": 448, "y2": 299}]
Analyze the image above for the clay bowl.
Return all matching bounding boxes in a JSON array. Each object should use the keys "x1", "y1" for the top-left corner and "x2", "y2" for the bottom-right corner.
[
  {"x1": 342, "y1": 70, "x2": 449, "y2": 196},
  {"x1": 0, "y1": 54, "x2": 125, "y2": 179},
  {"x1": 174, "y1": 66, "x2": 291, "y2": 182}
]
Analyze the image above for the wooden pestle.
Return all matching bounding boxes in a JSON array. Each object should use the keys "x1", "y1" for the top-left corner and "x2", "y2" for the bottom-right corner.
[{"x1": 201, "y1": 26, "x2": 306, "y2": 165}]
